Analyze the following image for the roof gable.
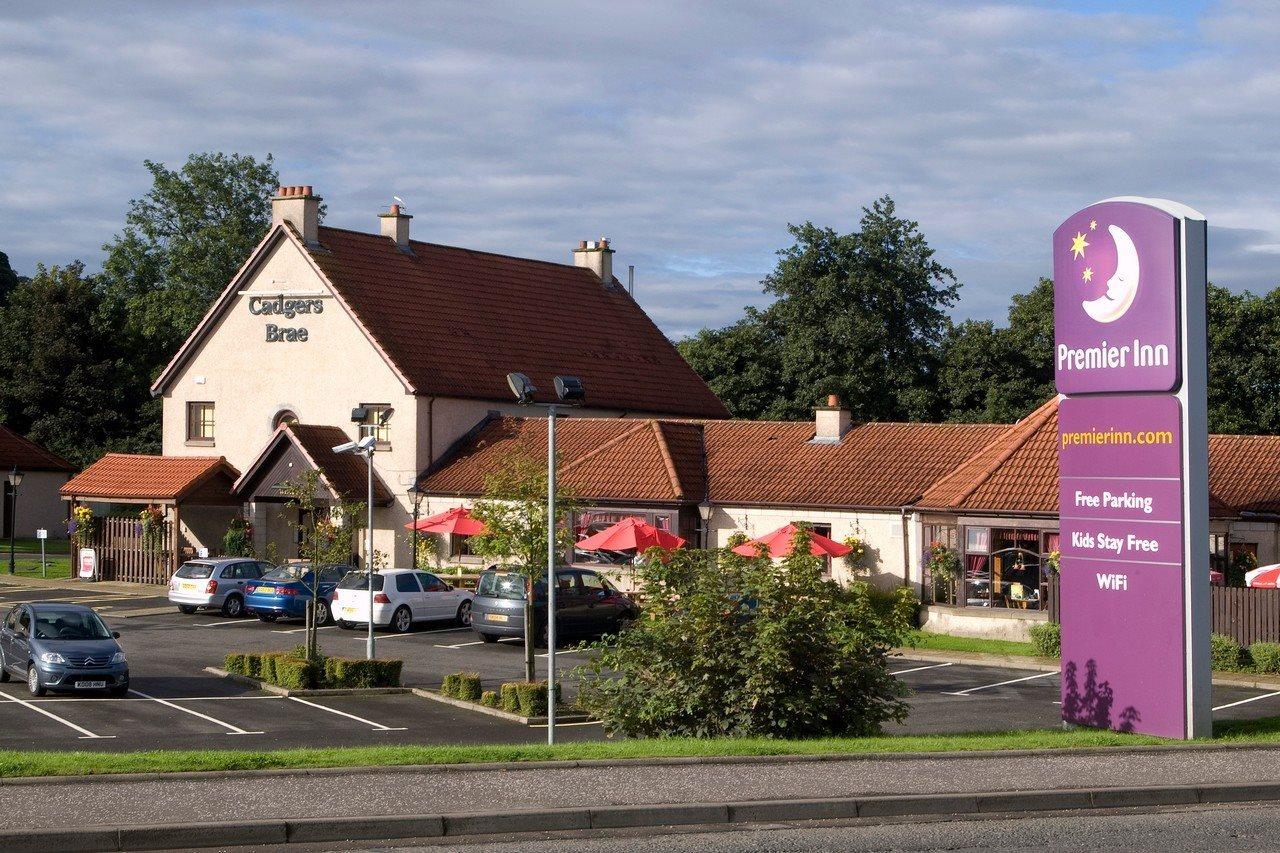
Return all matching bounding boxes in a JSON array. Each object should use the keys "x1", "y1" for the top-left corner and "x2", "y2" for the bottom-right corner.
[
  {"x1": 233, "y1": 423, "x2": 395, "y2": 506},
  {"x1": 60, "y1": 454, "x2": 239, "y2": 503},
  {"x1": 0, "y1": 426, "x2": 74, "y2": 472}
]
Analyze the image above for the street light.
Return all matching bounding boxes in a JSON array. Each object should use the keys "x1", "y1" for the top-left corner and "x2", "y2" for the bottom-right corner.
[
  {"x1": 7, "y1": 468, "x2": 23, "y2": 575},
  {"x1": 407, "y1": 487, "x2": 422, "y2": 571},
  {"x1": 506, "y1": 371, "x2": 584, "y2": 745},
  {"x1": 333, "y1": 434, "x2": 378, "y2": 661}
]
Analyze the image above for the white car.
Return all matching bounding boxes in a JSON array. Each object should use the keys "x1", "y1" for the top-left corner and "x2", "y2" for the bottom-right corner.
[{"x1": 332, "y1": 569, "x2": 473, "y2": 633}]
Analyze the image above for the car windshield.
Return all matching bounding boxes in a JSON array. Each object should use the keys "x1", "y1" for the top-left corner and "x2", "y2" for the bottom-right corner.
[
  {"x1": 262, "y1": 565, "x2": 309, "y2": 581},
  {"x1": 337, "y1": 573, "x2": 384, "y2": 591},
  {"x1": 33, "y1": 610, "x2": 111, "y2": 641},
  {"x1": 175, "y1": 562, "x2": 214, "y2": 579},
  {"x1": 476, "y1": 572, "x2": 527, "y2": 600}
]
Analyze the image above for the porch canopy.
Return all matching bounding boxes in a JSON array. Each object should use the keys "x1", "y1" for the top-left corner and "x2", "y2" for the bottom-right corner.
[{"x1": 233, "y1": 423, "x2": 395, "y2": 506}]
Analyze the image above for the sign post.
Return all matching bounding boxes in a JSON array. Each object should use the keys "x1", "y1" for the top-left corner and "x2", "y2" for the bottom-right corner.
[
  {"x1": 1054, "y1": 197, "x2": 1210, "y2": 739},
  {"x1": 36, "y1": 528, "x2": 46, "y2": 578}
]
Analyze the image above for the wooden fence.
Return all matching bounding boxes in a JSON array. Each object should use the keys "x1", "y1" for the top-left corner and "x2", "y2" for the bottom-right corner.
[
  {"x1": 89, "y1": 516, "x2": 174, "y2": 585},
  {"x1": 1047, "y1": 575, "x2": 1280, "y2": 646}
]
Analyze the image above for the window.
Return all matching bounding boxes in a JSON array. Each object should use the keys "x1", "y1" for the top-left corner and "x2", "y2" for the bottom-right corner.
[
  {"x1": 395, "y1": 573, "x2": 420, "y2": 593},
  {"x1": 571, "y1": 510, "x2": 677, "y2": 565},
  {"x1": 273, "y1": 410, "x2": 298, "y2": 429},
  {"x1": 963, "y1": 527, "x2": 1045, "y2": 610},
  {"x1": 579, "y1": 572, "x2": 606, "y2": 591},
  {"x1": 186, "y1": 401, "x2": 215, "y2": 443},
  {"x1": 923, "y1": 524, "x2": 958, "y2": 604},
  {"x1": 419, "y1": 573, "x2": 450, "y2": 592},
  {"x1": 359, "y1": 404, "x2": 392, "y2": 446},
  {"x1": 449, "y1": 534, "x2": 476, "y2": 559}
]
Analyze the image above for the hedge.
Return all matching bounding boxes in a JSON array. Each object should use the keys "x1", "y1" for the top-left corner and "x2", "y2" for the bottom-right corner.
[
  {"x1": 1028, "y1": 622, "x2": 1060, "y2": 658},
  {"x1": 1250, "y1": 642, "x2": 1280, "y2": 674},
  {"x1": 224, "y1": 652, "x2": 402, "y2": 690}
]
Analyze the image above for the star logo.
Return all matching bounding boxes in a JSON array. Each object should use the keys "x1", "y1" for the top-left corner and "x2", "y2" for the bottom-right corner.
[
  {"x1": 1070, "y1": 231, "x2": 1090, "y2": 260},
  {"x1": 1089, "y1": 220, "x2": 1097, "y2": 231},
  {"x1": 1082, "y1": 267, "x2": 1093, "y2": 282}
]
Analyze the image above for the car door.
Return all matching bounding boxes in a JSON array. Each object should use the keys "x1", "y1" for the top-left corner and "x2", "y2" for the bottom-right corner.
[
  {"x1": 420, "y1": 572, "x2": 460, "y2": 620},
  {"x1": 550, "y1": 571, "x2": 584, "y2": 634},
  {"x1": 393, "y1": 572, "x2": 424, "y2": 619},
  {"x1": 0, "y1": 606, "x2": 18, "y2": 669},
  {"x1": 577, "y1": 570, "x2": 616, "y2": 634},
  {"x1": 11, "y1": 607, "x2": 32, "y2": 669},
  {"x1": 318, "y1": 566, "x2": 346, "y2": 601}
]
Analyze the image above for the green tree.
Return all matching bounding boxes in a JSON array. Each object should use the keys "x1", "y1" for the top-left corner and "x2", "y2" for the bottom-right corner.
[
  {"x1": 575, "y1": 528, "x2": 916, "y2": 737},
  {"x1": 678, "y1": 197, "x2": 958, "y2": 421},
  {"x1": 0, "y1": 250, "x2": 20, "y2": 306},
  {"x1": 0, "y1": 263, "x2": 145, "y2": 466},
  {"x1": 1206, "y1": 283, "x2": 1280, "y2": 434},
  {"x1": 467, "y1": 451, "x2": 577, "y2": 682}
]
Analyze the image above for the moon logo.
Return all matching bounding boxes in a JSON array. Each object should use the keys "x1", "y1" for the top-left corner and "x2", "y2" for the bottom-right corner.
[{"x1": 1082, "y1": 224, "x2": 1140, "y2": 323}]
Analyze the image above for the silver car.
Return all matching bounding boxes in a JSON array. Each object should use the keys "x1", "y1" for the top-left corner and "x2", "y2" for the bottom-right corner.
[{"x1": 168, "y1": 558, "x2": 274, "y2": 618}]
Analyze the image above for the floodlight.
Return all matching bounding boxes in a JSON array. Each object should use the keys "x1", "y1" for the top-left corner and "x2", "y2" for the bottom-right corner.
[
  {"x1": 553, "y1": 375, "x2": 585, "y2": 404},
  {"x1": 506, "y1": 372, "x2": 537, "y2": 405},
  {"x1": 351, "y1": 407, "x2": 369, "y2": 423},
  {"x1": 357, "y1": 435, "x2": 377, "y2": 451},
  {"x1": 377, "y1": 407, "x2": 395, "y2": 426},
  {"x1": 332, "y1": 440, "x2": 359, "y2": 454}
]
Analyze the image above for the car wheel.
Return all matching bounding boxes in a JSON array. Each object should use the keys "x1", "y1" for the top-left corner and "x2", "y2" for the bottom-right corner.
[
  {"x1": 27, "y1": 666, "x2": 45, "y2": 697},
  {"x1": 391, "y1": 606, "x2": 412, "y2": 634},
  {"x1": 478, "y1": 632, "x2": 499, "y2": 644},
  {"x1": 456, "y1": 600, "x2": 472, "y2": 627},
  {"x1": 221, "y1": 595, "x2": 244, "y2": 618},
  {"x1": 338, "y1": 619, "x2": 354, "y2": 630},
  {"x1": 0, "y1": 649, "x2": 9, "y2": 682},
  {"x1": 315, "y1": 599, "x2": 333, "y2": 627},
  {"x1": 177, "y1": 604, "x2": 198, "y2": 615},
  {"x1": 258, "y1": 613, "x2": 278, "y2": 623}
]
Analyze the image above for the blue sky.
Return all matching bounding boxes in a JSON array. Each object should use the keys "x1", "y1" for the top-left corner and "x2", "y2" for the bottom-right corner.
[{"x1": 2, "y1": 1, "x2": 1278, "y2": 338}]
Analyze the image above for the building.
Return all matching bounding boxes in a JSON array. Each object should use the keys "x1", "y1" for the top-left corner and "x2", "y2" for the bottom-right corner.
[
  {"x1": 66, "y1": 184, "x2": 727, "y2": 572},
  {"x1": 0, "y1": 426, "x2": 75, "y2": 541}
]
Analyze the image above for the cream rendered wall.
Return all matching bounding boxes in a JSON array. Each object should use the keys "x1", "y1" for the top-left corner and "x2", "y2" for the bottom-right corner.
[{"x1": 10, "y1": 471, "x2": 70, "y2": 539}]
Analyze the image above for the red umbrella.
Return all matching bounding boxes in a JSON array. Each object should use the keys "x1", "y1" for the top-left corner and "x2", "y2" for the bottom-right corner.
[
  {"x1": 404, "y1": 506, "x2": 487, "y2": 536},
  {"x1": 731, "y1": 523, "x2": 852, "y2": 558},
  {"x1": 576, "y1": 516, "x2": 686, "y2": 552},
  {"x1": 1246, "y1": 564, "x2": 1280, "y2": 588}
]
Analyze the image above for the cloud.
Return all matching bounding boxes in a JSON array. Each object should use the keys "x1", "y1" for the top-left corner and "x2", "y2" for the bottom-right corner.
[{"x1": 0, "y1": 1, "x2": 1277, "y2": 338}]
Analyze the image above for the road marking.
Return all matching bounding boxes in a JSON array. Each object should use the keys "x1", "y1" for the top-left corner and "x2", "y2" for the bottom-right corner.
[
  {"x1": 0, "y1": 689, "x2": 115, "y2": 739},
  {"x1": 287, "y1": 696, "x2": 406, "y2": 731},
  {"x1": 1212, "y1": 690, "x2": 1280, "y2": 711},
  {"x1": 536, "y1": 649, "x2": 589, "y2": 658},
  {"x1": 271, "y1": 625, "x2": 338, "y2": 635},
  {"x1": 195, "y1": 620, "x2": 244, "y2": 627},
  {"x1": 530, "y1": 720, "x2": 603, "y2": 728},
  {"x1": 33, "y1": 694, "x2": 284, "y2": 703},
  {"x1": 128, "y1": 688, "x2": 264, "y2": 735},
  {"x1": 889, "y1": 662, "x2": 954, "y2": 676},
  {"x1": 435, "y1": 641, "x2": 486, "y2": 649},
  {"x1": 942, "y1": 671, "x2": 1056, "y2": 696}
]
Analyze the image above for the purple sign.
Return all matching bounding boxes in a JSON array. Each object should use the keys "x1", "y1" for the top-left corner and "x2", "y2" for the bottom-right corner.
[
  {"x1": 1054, "y1": 202, "x2": 1180, "y2": 395},
  {"x1": 1055, "y1": 197, "x2": 1209, "y2": 739}
]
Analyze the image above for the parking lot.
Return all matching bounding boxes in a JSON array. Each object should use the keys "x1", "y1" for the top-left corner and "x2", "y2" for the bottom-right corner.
[{"x1": 3, "y1": 579, "x2": 1280, "y2": 751}]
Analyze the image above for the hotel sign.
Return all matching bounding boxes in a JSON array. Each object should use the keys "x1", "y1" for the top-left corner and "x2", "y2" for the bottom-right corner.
[
  {"x1": 247, "y1": 295, "x2": 325, "y2": 342},
  {"x1": 1054, "y1": 198, "x2": 1210, "y2": 739}
]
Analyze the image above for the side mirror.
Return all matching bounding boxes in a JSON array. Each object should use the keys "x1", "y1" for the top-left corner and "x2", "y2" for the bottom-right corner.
[{"x1": 112, "y1": 631, "x2": 121, "y2": 639}]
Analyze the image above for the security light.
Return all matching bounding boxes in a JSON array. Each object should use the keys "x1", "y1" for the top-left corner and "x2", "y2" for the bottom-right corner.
[
  {"x1": 357, "y1": 435, "x2": 377, "y2": 452},
  {"x1": 506, "y1": 372, "x2": 537, "y2": 405},
  {"x1": 350, "y1": 407, "x2": 369, "y2": 423},
  {"x1": 377, "y1": 407, "x2": 395, "y2": 426},
  {"x1": 553, "y1": 375, "x2": 585, "y2": 404},
  {"x1": 331, "y1": 439, "x2": 359, "y2": 454}
]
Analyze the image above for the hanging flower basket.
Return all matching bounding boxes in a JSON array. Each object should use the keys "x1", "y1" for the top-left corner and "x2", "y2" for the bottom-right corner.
[{"x1": 139, "y1": 505, "x2": 166, "y2": 553}]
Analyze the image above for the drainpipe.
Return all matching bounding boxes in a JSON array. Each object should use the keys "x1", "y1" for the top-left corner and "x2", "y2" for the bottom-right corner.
[{"x1": 900, "y1": 506, "x2": 913, "y2": 589}]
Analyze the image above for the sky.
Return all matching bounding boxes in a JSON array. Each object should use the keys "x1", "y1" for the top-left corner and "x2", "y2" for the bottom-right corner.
[{"x1": 2, "y1": 0, "x2": 1278, "y2": 339}]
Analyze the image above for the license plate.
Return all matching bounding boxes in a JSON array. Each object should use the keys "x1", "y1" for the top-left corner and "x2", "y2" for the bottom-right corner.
[
  {"x1": 342, "y1": 607, "x2": 356, "y2": 617},
  {"x1": 484, "y1": 613, "x2": 509, "y2": 623},
  {"x1": 77, "y1": 680, "x2": 107, "y2": 689},
  {"x1": 180, "y1": 582, "x2": 198, "y2": 592}
]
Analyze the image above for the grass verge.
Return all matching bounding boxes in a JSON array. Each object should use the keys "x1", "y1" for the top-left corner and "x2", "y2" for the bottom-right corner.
[
  {"x1": 10, "y1": 720, "x2": 1280, "y2": 779},
  {"x1": 8, "y1": 555, "x2": 73, "y2": 580},
  {"x1": 9, "y1": 538, "x2": 72, "y2": 554},
  {"x1": 905, "y1": 630, "x2": 1039, "y2": 657}
]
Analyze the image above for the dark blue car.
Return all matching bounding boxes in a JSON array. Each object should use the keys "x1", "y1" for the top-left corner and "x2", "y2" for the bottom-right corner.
[{"x1": 245, "y1": 563, "x2": 349, "y2": 626}]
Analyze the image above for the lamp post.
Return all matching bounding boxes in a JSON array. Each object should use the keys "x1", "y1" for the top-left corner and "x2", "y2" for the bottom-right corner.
[
  {"x1": 506, "y1": 372, "x2": 584, "y2": 745},
  {"x1": 7, "y1": 468, "x2": 23, "y2": 575},
  {"x1": 408, "y1": 487, "x2": 422, "y2": 571},
  {"x1": 697, "y1": 501, "x2": 714, "y2": 550},
  {"x1": 333, "y1": 434, "x2": 379, "y2": 661}
]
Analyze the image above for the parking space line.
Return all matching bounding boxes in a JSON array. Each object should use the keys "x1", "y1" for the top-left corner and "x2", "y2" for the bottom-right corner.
[
  {"x1": 287, "y1": 696, "x2": 407, "y2": 731},
  {"x1": 889, "y1": 662, "x2": 954, "y2": 676},
  {"x1": 271, "y1": 625, "x2": 337, "y2": 635},
  {"x1": 942, "y1": 671, "x2": 1056, "y2": 696},
  {"x1": 128, "y1": 688, "x2": 264, "y2": 735},
  {"x1": 195, "y1": 620, "x2": 244, "y2": 627},
  {"x1": 530, "y1": 720, "x2": 603, "y2": 728},
  {"x1": 0, "y1": 690, "x2": 115, "y2": 739},
  {"x1": 435, "y1": 641, "x2": 486, "y2": 649},
  {"x1": 535, "y1": 649, "x2": 590, "y2": 658},
  {"x1": 34, "y1": 694, "x2": 284, "y2": 703},
  {"x1": 1212, "y1": 690, "x2": 1280, "y2": 711}
]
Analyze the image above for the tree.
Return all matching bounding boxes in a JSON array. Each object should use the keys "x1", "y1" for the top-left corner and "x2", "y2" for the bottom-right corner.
[
  {"x1": 1206, "y1": 283, "x2": 1280, "y2": 434},
  {"x1": 0, "y1": 263, "x2": 145, "y2": 466},
  {"x1": 678, "y1": 197, "x2": 958, "y2": 421},
  {"x1": 575, "y1": 528, "x2": 916, "y2": 737},
  {"x1": 467, "y1": 451, "x2": 577, "y2": 682},
  {"x1": 0, "y1": 251, "x2": 20, "y2": 306}
]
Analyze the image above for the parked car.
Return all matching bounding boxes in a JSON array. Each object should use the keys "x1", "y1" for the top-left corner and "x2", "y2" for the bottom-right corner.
[
  {"x1": 244, "y1": 563, "x2": 349, "y2": 625},
  {"x1": 332, "y1": 568, "x2": 473, "y2": 633},
  {"x1": 0, "y1": 603, "x2": 129, "y2": 696},
  {"x1": 168, "y1": 558, "x2": 275, "y2": 617},
  {"x1": 470, "y1": 566, "x2": 638, "y2": 644}
]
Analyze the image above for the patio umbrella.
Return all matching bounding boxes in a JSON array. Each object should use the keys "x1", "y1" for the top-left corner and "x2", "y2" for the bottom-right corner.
[
  {"x1": 576, "y1": 516, "x2": 686, "y2": 552},
  {"x1": 731, "y1": 523, "x2": 852, "y2": 558},
  {"x1": 1246, "y1": 563, "x2": 1280, "y2": 588},
  {"x1": 404, "y1": 506, "x2": 487, "y2": 536}
]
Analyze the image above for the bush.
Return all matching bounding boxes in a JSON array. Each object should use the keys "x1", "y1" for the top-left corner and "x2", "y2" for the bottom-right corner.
[
  {"x1": 440, "y1": 673, "x2": 461, "y2": 698},
  {"x1": 480, "y1": 690, "x2": 500, "y2": 708},
  {"x1": 1250, "y1": 642, "x2": 1280, "y2": 674},
  {"x1": 515, "y1": 681, "x2": 547, "y2": 716},
  {"x1": 575, "y1": 538, "x2": 915, "y2": 738},
  {"x1": 274, "y1": 657, "x2": 317, "y2": 690},
  {"x1": 1211, "y1": 633, "x2": 1246, "y2": 671},
  {"x1": 224, "y1": 653, "x2": 247, "y2": 675},
  {"x1": 1028, "y1": 622, "x2": 1061, "y2": 658},
  {"x1": 230, "y1": 651, "x2": 401, "y2": 689},
  {"x1": 455, "y1": 672, "x2": 483, "y2": 703},
  {"x1": 500, "y1": 682, "x2": 521, "y2": 714}
]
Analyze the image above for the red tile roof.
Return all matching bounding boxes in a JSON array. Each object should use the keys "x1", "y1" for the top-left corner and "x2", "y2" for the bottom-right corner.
[
  {"x1": 60, "y1": 454, "x2": 238, "y2": 502},
  {"x1": 0, "y1": 425, "x2": 74, "y2": 472},
  {"x1": 1206, "y1": 434, "x2": 1280, "y2": 516},
  {"x1": 306, "y1": 227, "x2": 729, "y2": 418},
  {"x1": 286, "y1": 423, "x2": 395, "y2": 505}
]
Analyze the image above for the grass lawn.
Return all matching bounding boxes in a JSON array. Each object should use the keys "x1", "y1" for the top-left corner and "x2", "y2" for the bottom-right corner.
[
  {"x1": 8, "y1": 537, "x2": 71, "y2": 554},
  {"x1": 905, "y1": 630, "x2": 1039, "y2": 657},
  {"x1": 7, "y1": 555, "x2": 73, "y2": 580},
  {"x1": 5, "y1": 719, "x2": 1280, "y2": 779}
]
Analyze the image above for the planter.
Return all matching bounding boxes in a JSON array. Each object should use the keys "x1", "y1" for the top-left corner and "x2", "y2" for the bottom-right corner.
[{"x1": 412, "y1": 687, "x2": 594, "y2": 727}]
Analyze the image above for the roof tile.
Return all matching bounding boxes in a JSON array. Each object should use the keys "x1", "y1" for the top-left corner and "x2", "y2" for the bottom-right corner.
[
  {"x1": 0, "y1": 425, "x2": 74, "y2": 472},
  {"x1": 60, "y1": 454, "x2": 238, "y2": 502}
]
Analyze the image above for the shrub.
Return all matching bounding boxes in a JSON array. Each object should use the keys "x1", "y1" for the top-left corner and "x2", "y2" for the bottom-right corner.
[
  {"x1": 1250, "y1": 642, "x2": 1280, "y2": 674},
  {"x1": 515, "y1": 681, "x2": 548, "y2": 716},
  {"x1": 274, "y1": 657, "x2": 316, "y2": 690},
  {"x1": 480, "y1": 690, "x2": 500, "y2": 708},
  {"x1": 575, "y1": 538, "x2": 915, "y2": 738},
  {"x1": 441, "y1": 673, "x2": 461, "y2": 698},
  {"x1": 500, "y1": 682, "x2": 521, "y2": 714},
  {"x1": 1211, "y1": 634, "x2": 1246, "y2": 671},
  {"x1": 1029, "y1": 622, "x2": 1061, "y2": 658},
  {"x1": 224, "y1": 653, "x2": 247, "y2": 675},
  {"x1": 455, "y1": 672, "x2": 483, "y2": 703}
]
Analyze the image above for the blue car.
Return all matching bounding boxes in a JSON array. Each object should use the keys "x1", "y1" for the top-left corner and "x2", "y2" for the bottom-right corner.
[
  {"x1": 0, "y1": 603, "x2": 129, "y2": 696},
  {"x1": 245, "y1": 563, "x2": 349, "y2": 625}
]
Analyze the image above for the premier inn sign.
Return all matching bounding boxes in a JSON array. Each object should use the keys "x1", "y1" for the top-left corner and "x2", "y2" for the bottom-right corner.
[
  {"x1": 1053, "y1": 197, "x2": 1211, "y2": 739},
  {"x1": 247, "y1": 295, "x2": 325, "y2": 342}
]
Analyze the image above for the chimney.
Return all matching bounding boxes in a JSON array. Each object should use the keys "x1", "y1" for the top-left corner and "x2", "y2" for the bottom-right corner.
[
  {"x1": 573, "y1": 236, "x2": 614, "y2": 284},
  {"x1": 271, "y1": 185, "x2": 321, "y2": 247},
  {"x1": 378, "y1": 203, "x2": 413, "y2": 251},
  {"x1": 812, "y1": 394, "x2": 852, "y2": 444}
]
